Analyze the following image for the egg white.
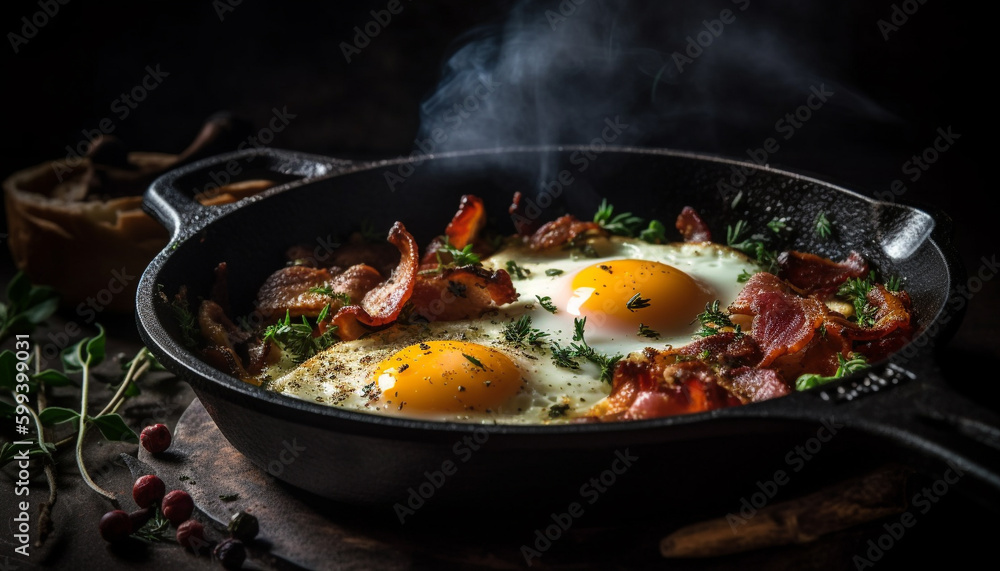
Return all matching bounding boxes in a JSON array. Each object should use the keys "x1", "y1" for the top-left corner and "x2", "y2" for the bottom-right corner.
[{"x1": 269, "y1": 236, "x2": 761, "y2": 424}]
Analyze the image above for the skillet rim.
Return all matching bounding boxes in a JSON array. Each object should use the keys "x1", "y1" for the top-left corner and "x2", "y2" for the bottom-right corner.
[{"x1": 136, "y1": 145, "x2": 959, "y2": 437}]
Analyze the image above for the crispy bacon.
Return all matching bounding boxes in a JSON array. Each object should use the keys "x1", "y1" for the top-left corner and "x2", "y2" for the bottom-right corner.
[
  {"x1": 198, "y1": 300, "x2": 251, "y2": 379},
  {"x1": 725, "y1": 367, "x2": 790, "y2": 403},
  {"x1": 254, "y1": 265, "x2": 379, "y2": 322},
  {"x1": 593, "y1": 355, "x2": 741, "y2": 421},
  {"x1": 528, "y1": 215, "x2": 604, "y2": 250},
  {"x1": 332, "y1": 222, "x2": 419, "y2": 341},
  {"x1": 778, "y1": 250, "x2": 868, "y2": 298},
  {"x1": 676, "y1": 206, "x2": 712, "y2": 242},
  {"x1": 445, "y1": 195, "x2": 486, "y2": 249},
  {"x1": 834, "y1": 284, "x2": 913, "y2": 343},
  {"x1": 675, "y1": 332, "x2": 763, "y2": 368},
  {"x1": 730, "y1": 273, "x2": 827, "y2": 367},
  {"x1": 408, "y1": 266, "x2": 518, "y2": 323}
]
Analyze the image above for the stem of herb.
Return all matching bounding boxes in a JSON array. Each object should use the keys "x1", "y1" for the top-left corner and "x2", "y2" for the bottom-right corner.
[{"x1": 76, "y1": 355, "x2": 118, "y2": 504}]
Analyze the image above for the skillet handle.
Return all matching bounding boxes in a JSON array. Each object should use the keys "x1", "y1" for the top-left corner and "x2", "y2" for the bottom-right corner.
[
  {"x1": 143, "y1": 148, "x2": 352, "y2": 237},
  {"x1": 812, "y1": 356, "x2": 1000, "y2": 508}
]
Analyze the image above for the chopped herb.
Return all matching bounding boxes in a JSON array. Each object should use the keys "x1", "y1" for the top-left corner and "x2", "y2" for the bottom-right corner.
[
  {"x1": 133, "y1": 506, "x2": 171, "y2": 542},
  {"x1": 885, "y1": 275, "x2": 903, "y2": 293},
  {"x1": 637, "y1": 324, "x2": 659, "y2": 339},
  {"x1": 626, "y1": 293, "x2": 651, "y2": 312},
  {"x1": 536, "y1": 295, "x2": 557, "y2": 313},
  {"x1": 308, "y1": 286, "x2": 351, "y2": 306},
  {"x1": 219, "y1": 494, "x2": 239, "y2": 502},
  {"x1": 564, "y1": 317, "x2": 622, "y2": 384},
  {"x1": 262, "y1": 308, "x2": 338, "y2": 363},
  {"x1": 838, "y1": 272, "x2": 877, "y2": 327},
  {"x1": 639, "y1": 220, "x2": 667, "y2": 244},
  {"x1": 593, "y1": 199, "x2": 666, "y2": 244},
  {"x1": 726, "y1": 220, "x2": 779, "y2": 273},
  {"x1": 506, "y1": 260, "x2": 530, "y2": 280},
  {"x1": 548, "y1": 403, "x2": 571, "y2": 418},
  {"x1": 437, "y1": 238, "x2": 481, "y2": 268},
  {"x1": 550, "y1": 342, "x2": 581, "y2": 369},
  {"x1": 545, "y1": 268, "x2": 564, "y2": 276},
  {"x1": 815, "y1": 212, "x2": 832, "y2": 239},
  {"x1": 698, "y1": 349, "x2": 711, "y2": 361},
  {"x1": 463, "y1": 353, "x2": 486, "y2": 370},
  {"x1": 695, "y1": 300, "x2": 742, "y2": 338},
  {"x1": 502, "y1": 315, "x2": 548, "y2": 346},
  {"x1": 594, "y1": 199, "x2": 645, "y2": 236},
  {"x1": 579, "y1": 243, "x2": 600, "y2": 258},
  {"x1": 737, "y1": 269, "x2": 755, "y2": 283},
  {"x1": 767, "y1": 218, "x2": 789, "y2": 234},
  {"x1": 359, "y1": 220, "x2": 383, "y2": 243},
  {"x1": 795, "y1": 353, "x2": 868, "y2": 391}
]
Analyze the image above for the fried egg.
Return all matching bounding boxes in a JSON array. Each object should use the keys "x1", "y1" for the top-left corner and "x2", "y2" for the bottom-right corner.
[{"x1": 270, "y1": 236, "x2": 760, "y2": 424}]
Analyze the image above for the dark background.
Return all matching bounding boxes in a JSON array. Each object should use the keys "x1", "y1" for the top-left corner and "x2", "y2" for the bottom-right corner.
[
  {"x1": 1, "y1": 0, "x2": 996, "y2": 569},
  {"x1": 2, "y1": 0, "x2": 993, "y2": 405}
]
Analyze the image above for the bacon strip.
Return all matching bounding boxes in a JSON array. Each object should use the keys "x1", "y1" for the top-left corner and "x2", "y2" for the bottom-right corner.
[
  {"x1": 254, "y1": 265, "x2": 380, "y2": 322},
  {"x1": 198, "y1": 300, "x2": 251, "y2": 379},
  {"x1": 725, "y1": 367, "x2": 790, "y2": 403},
  {"x1": 593, "y1": 356, "x2": 740, "y2": 421},
  {"x1": 676, "y1": 206, "x2": 712, "y2": 242},
  {"x1": 729, "y1": 273, "x2": 827, "y2": 367},
  {"x1": 778, "y1": 250, "x2": 868, "y2": 298},
  {"x1": 408, "y1": 266, "x2": 518, "y2": 323},
  {"x1": 834, "y1": 284, "x2": 913, "y2": 342},
  {"x1": 332, "y1": 222, "x2": 419, "y2": 340},
  {"x1": 445, "y1": 195, "x2": 486, "y2": 249},
  {"x1": 528, "y1": 215, "x2": 604, "y2": 250}
]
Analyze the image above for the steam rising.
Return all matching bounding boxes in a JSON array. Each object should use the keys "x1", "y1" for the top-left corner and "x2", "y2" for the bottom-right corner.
[{"x1": 417, "y1": 0, "x2": 894, "y2": 156}]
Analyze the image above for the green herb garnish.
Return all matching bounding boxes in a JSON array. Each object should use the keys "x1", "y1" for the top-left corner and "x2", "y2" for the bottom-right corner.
[
  {"x1": 536, "y1": 295, "x2": 557, "y2": 313},
  {"x1": 545, "y1": 268, "x2": 564, "y2": 276},
  {"x1": 815, "y1": 212, "x2": 832, "y2": 239},
  {"x1": 463, "y1": 353, "x2": 486, "y2": 370},
  {"x1": 837, "y1": 272, "x2": 878, "y2": 327},
  {"x1": 626, "y1": 293, "x2": 651, "y2": 312},
  {"x1": 795, "y1": 353, "x2": 868, "y2": 391},
  {"x1": 506, "y1": 260, "x2": 530, "y2": 280},
  {"x1": 694, "y1": 300, "x2": 741, "y2": 338},
  {"x1": 262, "y1": 307, "x2": 337, "y2": 363},
  {"x1": 637, "y1": 324, "x2": 659, "y2": 339}
]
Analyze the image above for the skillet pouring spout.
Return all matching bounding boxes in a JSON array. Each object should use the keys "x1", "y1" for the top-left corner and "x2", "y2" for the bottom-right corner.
[{"x1": 137, "y1": 146, "x2": 1000, "y2": 515}]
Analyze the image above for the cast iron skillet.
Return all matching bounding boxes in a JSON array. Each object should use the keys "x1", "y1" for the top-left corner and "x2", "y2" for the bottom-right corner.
[{"x1": 137, "y1": 146, "x2": 1000, "y2": 519}]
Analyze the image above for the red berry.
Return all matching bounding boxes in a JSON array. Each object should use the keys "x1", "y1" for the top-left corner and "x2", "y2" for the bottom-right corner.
[
  {"x1": 140, "y1": 424, "x2": 172, "y2": 454},
  {"x1": 132, "y1": 475, "x2": 166, "y2": 509},
  {"x1": 129, "y1": 507, "x2": 154, "y2": 530},
  {"x1": 99, "y1": 510, "x2": 133, "y2": 543},
  {"x1": 176, "y1": 519, "x2": 206, "y2": 551},
  {"x1": 162, "y1": 490, "x2": 194, "y2": 526}
]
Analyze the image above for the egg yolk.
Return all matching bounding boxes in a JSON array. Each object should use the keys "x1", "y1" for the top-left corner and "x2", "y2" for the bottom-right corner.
[
  {"x1": 567, "y1": 259, "x2": 712, "y2": 333},
  {"x1": 373, "y1": 340, "x2": 523, "y2": 415}
]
